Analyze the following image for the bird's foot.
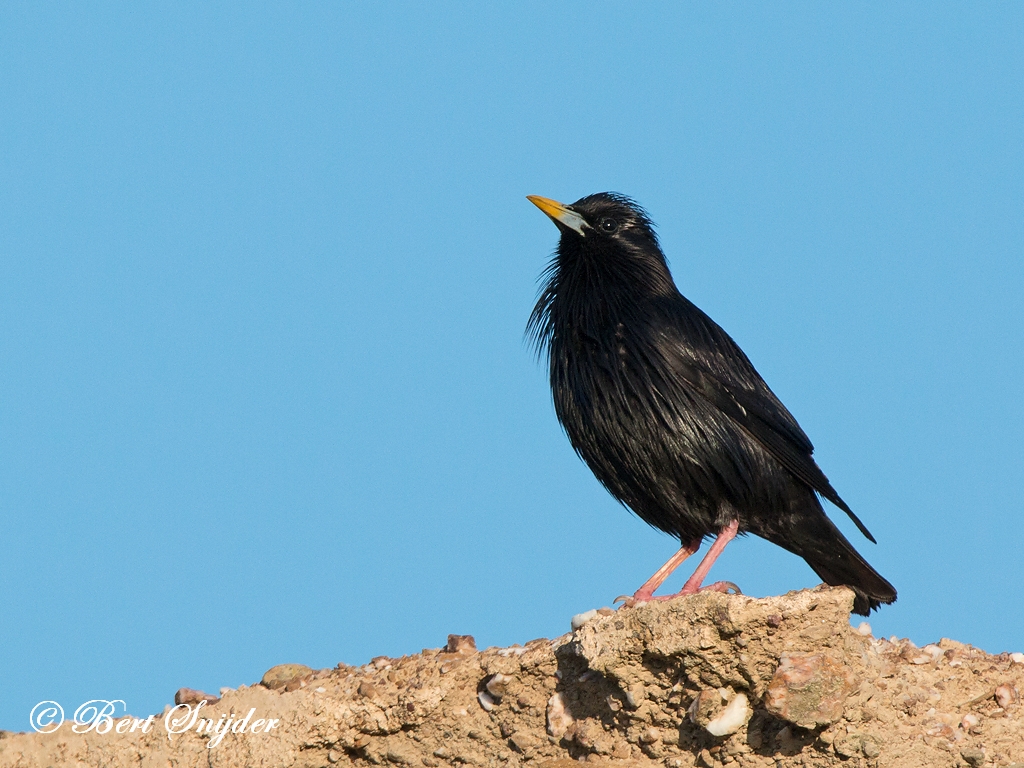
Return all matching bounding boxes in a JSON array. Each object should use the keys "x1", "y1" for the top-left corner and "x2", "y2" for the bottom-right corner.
[
  {"x1": 678, "y1": 580, "x2": 742, "y2": 596},
  {"x1": 614, "y1": 581, "x2": 742, "y2": 609},
  {"x1": 613, "y1": 592, "x2": 678, "y2": 609}
]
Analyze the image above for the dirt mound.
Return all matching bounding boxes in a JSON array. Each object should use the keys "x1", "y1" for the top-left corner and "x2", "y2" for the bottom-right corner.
[{"x1": 2, "y1": 586, "x2": 1021, "y2": 767}]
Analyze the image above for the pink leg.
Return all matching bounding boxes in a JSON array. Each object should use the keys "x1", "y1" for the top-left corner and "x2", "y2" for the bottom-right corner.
[
  {"x1": 675, "y1": 520, "x2": 740, "y2": 596},
  {"x1": 624, "y1": 539, "x2": 701, "y2": 604}
]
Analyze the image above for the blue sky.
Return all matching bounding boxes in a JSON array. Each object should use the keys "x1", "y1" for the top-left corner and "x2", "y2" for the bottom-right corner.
[{"x1": 1, "y1": 3, "x2": 1021, "y2": 732}]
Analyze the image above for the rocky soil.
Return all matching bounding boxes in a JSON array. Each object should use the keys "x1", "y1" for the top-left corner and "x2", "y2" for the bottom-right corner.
[{"x1": 2, "y1": 586, "x2": 1022, "y2": 768}]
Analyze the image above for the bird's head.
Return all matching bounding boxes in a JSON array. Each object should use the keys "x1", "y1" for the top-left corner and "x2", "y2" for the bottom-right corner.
[
  {"x1": 527, "y1": 192, "x2": 671, "y2": 292},
  {"x1": 528, "y1": 192, "x2": 656, "y2": 243}
]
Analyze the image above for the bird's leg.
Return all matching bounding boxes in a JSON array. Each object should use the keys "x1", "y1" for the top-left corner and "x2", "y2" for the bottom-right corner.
[
  {"x1": 616, "y1": 539, "x2": 701, "y2": 607},
  {"x1": 675, "y1": 520, "x2": 740, "y2": 596}
]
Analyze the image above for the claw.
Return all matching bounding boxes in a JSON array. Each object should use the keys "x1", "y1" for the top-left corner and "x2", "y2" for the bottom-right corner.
[
  {"x1": 684, "y1": 580, "x2": 743, "y2": 596},
  {"x1": 697, "y1": 580, "x2": 742, "y2": 595}
]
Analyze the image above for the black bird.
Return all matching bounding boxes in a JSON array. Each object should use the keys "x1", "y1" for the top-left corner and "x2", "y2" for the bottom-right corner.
[{"x1": 527, "y1": 193, "x2": 896, "y2": 615}]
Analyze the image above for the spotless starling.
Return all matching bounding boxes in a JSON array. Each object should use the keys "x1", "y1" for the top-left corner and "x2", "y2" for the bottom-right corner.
[{"x1": 527, "y1": 193, "x2": 896, "y2": 615}]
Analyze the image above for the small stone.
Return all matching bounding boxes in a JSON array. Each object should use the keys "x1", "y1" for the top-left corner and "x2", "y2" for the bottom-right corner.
[
  {"x1": 1010, "y1": 652, "x2": 1024, "y2": 664},
  {"x1": 994, "y1": 683, "x2": 1019, "y2": 708},
  {"x1": 688, "y1": 689, "x2": 724, "y2": 728},
  {"x1": 746, "y1": 727, "x2": 763, "y2": 749},
  {"x1": 508, "y1": 732, "x2": 538, "y2": 753},
  {"x1": 486, "y1": 673, "x2": 511, "y2": 699},
  {"x1": 327, "y1": 750, "x2": 340, "y2": 763},
  {"x1": 386, "y1": 744, "x2": 417, "y2": 765},
  {"x1": 764, "y1": 652, "x2": 854, "y2": 729},
  {"x1": 571, "y1": 609, "x2": 598, "y2": 631},
  {"x1": 573, "y1": 719, "x2": 613, "y2": 754},
  {"x1": 861, "y1": 736, "x2": 880, "y2": 758},
  {"x1": 640, "y1": 727, "x2": 661, "y2": 744},
  {"x1": 261, "y1": 664, "x2": 313, "y2": 691},
  {"x1": 922, "y1": 643, "x2": 944, "y2": 660},
  {"x1": 706, "y1": 693, "x2": 750, "y2": 737},
  {"x1": 546, "y1": 692, "x2": 574, "y2": 738},
  {"x1": 960, "y1": 747, "x2": 986, "y2": 767},
  {"x1": 174, "y1": 688, "x2": 219, "y2": 706},
  {"x1": 833, "y1": 733, "x2": 861, "y2": 759},
  {"x1": 357, "y1": 681, "x2": 379, "y2": 699},
  {"x1": 856, "y1": 621, "x2": 872, "y2": 636},
  {"x1": 478, "y1": 691, "x2": 496, "y2": 711},
  {"x1": 445, "y1": 634, "x2": 477, "y2": 654},
  {"x1": 625, "y1": 683, "x2": 645, "y2": 709},
  {"x1": 905, "y1": 643, "x2": 944, "y2": 665}
]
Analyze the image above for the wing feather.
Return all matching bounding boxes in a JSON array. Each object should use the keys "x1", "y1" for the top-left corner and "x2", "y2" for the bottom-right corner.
[{"x1": 658, "y1": 296, "x2": 877, "y2": 543}]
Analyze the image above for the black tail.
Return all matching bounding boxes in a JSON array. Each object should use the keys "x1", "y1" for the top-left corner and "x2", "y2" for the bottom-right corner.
[{"x1": 765, "y1": 505, "x2": 897, "y2": 616}]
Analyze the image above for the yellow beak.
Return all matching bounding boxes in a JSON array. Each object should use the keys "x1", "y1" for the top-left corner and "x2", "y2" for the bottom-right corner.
[{"x1": 527, "y1": 195, "x2": 588, "y2": 236}]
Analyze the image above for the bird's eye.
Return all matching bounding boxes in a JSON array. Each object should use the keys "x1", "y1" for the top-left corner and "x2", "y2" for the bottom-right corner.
[{"x1": 598, "y1": 217, "x2": 618, "y2": 233}]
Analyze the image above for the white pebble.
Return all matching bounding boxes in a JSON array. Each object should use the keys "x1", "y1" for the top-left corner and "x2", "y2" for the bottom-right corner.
[
  {"x1": 477, "y1": 691, "x2": 496, "y2": 712},
  {"x1": 1010, "y1": 652, "x2": 1024, "y2": 664},
  {"x1": 546, "y1": 692, "x2": 574, "y2": 738},
  {"x1": 496, "y1": 646, "x2": 527, "y2": 657},
  {"x1": 995, "y1": 684, "x2": 1019, "y2": 708},
  {"x1": 625, "y1": 683, "x2": 645, "y2": 708},
  {"x1": 486, "y1": 673, "x2": 510, "y2": 698},
  {"x1": 571, "y1": 609, "x2": 598, "y2": 631},
  {"x1": 856, "y1": 622, "x2": 872, "y2": 636},
  {"x1": 908, "y1": 643, "x2": 943, "y2": 665},
  {"x1": 705, "y1": 693, "x2": 750, "y2": 737},
  {"x1": 961, "y1": 713, "x2": 980, "y2": 729},
  {"x1": 923, "y1": 644, "x2": 944, "y2": 660}
]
